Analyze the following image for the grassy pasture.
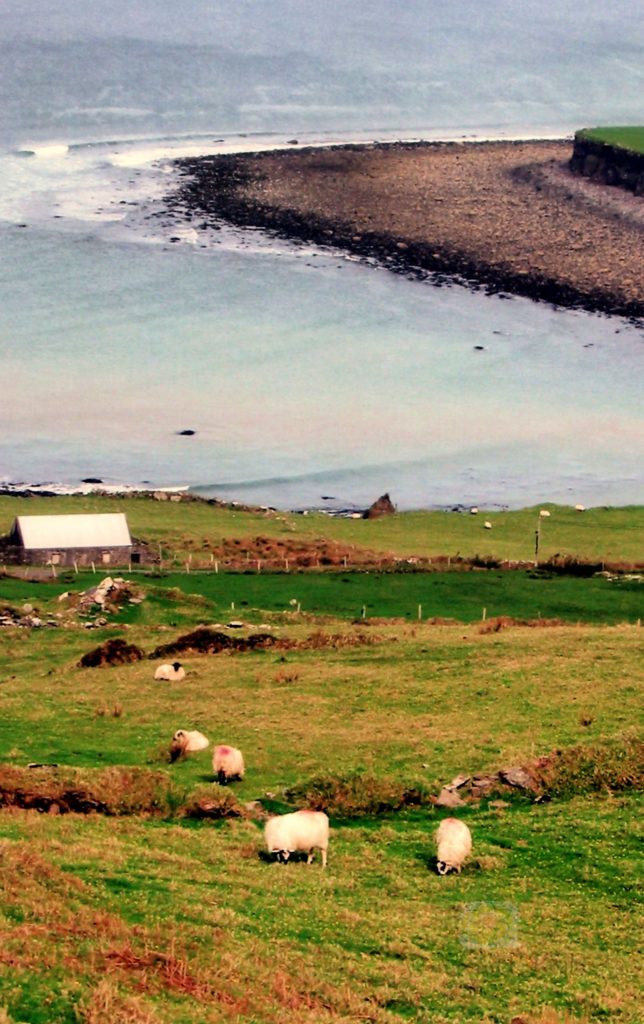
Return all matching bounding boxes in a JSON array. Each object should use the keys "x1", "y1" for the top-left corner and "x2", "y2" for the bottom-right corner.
[
  {"x1": 2, "y1": 567, "x2": 643, "y2": 627},
  {"x1": 578, "y1": 126, "x2": 644, "y2": 155},
  {"x1": 1, "y1": 496, "x2": 643, "y2": 565},
  {"x1": 0, "y1": 584, "x2": 642, "y2": 1022}
]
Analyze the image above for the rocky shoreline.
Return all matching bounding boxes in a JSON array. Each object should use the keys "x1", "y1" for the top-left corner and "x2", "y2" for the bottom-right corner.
[{"x1": 169, "y1": 139, "x2": 644, "y2": 322}]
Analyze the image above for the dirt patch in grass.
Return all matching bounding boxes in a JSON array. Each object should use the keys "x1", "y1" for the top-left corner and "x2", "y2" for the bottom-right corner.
[
  {"x1": 79, "y1": 637, "x2": 145, "y2": 667},
  {"x1": 293, "y1": 630, "x2": 384, "y2": 649},
  {"x1": 479, "y1": 616, "x2": 565, "y2": 633}
]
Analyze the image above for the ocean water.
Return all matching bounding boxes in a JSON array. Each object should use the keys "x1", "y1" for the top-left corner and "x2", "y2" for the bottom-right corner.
[{"x1": 1, "y1": 1, "x2": 643, "y2": 508}]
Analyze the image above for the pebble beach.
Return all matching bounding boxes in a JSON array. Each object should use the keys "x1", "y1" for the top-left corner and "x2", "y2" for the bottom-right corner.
[{"x1": 173, "y1": 139, "x2": 644, "y2": 321}]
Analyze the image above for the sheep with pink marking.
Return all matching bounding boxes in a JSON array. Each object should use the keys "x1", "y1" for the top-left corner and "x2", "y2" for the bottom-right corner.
[
  {"x1": 264, "y1": 809, "x2": 330, "y2": 867},
  {"x1": 213, "y1": 744, "x2": 245, "y2": 785},
  {"x1": 435, "y1": 817, "x2": 472, "y2": 874}
]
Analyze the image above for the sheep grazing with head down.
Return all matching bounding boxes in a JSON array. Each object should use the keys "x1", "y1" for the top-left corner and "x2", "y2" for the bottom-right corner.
[
  {"x1": 154, "y1": 661, "x2": 186, "y2": 682},
  {"x1": 435, "y1": 817, "x2": 472, "y2": 875},
  {"x1": 213, "y1": 744, "x2": 244, "y2": 785},
  {"x1": 264, "y1": 810, "x2": 330, "y2": 867},
  {"x1": 169, "y1": 729, "x2": 209, "y2": 763}
]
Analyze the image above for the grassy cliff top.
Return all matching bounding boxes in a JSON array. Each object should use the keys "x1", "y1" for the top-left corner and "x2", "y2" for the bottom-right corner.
[
  {"x1": 577, "y1": 126, "x2": 644, "y2": 155},
  {"x1": 0, "y1": 495, "x2": 643, "y2": 565}
]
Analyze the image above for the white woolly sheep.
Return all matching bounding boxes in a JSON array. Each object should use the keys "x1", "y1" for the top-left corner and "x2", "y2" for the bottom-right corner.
[
  {"x1": 264, "y1": 810, "x2": 330, "y2": 867},
  {"x1": 435, "y1": 817, "x2": 472, "y2": 875},
  {"x1": 170, "y1": 729, "x2": 210, "y2": 762},
  {"x1": 154, "y1": 661, "x2": 186, "y2": 682},
  {"x1": 213, "y1": 744, "x2": 245, "y2": 785}
]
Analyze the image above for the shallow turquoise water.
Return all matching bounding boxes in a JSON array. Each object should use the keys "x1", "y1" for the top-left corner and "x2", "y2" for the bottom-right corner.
[{"x1": 1, "y1": 1, "x2": 643, "y2": 508}]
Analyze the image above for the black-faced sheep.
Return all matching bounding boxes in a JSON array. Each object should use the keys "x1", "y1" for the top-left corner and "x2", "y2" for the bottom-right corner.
[
  {"x1": 435, "y1": 817, "x2": 472, "y2": 874},
  {"x1": 154, "y1": 661, "x2": 186, "y2": 682},
  {"x1": 264, "y1": 810, "x2": 329, "y2": 867},
  {"x1": 169, "y1": 729, "x2": 209, "y2": 762}
]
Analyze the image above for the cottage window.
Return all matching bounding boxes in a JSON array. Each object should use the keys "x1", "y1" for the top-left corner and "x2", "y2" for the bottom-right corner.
[
  {"x1": 101, "y1": 551, "x2": 111, "y2": 564},
  {"x1": 50, "y1": 552, "x2": 61, "y2": 565},
  {"x1": 131, "y1": 552, "x2": 141, "y2": 564}
]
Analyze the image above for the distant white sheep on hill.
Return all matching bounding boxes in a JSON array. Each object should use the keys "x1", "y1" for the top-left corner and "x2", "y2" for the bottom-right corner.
[
  {"x1": 213, "y1": 744, "x2": 245, "y2": 784},
  {"x1": 264, "y1": 810, "x2": 330, "y2": 867},
  {"x1": 435, "y1": 817, "x2": 472, "y2": 874},
  {"x1": 154, "y1": 661, "x2": 186, "y2": 682}
]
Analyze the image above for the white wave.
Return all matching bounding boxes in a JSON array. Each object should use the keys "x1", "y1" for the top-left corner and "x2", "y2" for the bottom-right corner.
[
  {"x1": 28, "y1": 143, "x2": 70, "y2": 159},
  {"x1": 0, "y1": 481, "x2": 189, "y2": 496}
]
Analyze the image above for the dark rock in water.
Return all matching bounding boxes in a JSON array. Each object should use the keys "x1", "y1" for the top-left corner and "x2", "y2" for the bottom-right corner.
[
  {"x1": 473, "y1": 345, "x2": 486, "y2": 351},
  {"x1": 363, "y1": 493, "x2": 396, "y2": 519},
  {"x1": 82, "y1": 477, "x2": 103, "y2": 484},
  {"x1": 176, "y1": 429, "x2": 196, "y2": 436},
  {"x1": 287, "y1": 139, "x2": 299, "y2": 145}
]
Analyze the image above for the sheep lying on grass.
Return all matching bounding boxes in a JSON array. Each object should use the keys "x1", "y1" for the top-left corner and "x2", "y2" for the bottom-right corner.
[
  {"x1": 154, "y1": 661, "x2": 186, "y2": 682},
  {"x1": 213, "y1": 745, "x2": 245, "y2": 785},
  {"x1": 170, "y1": 729, "x2": 209, "y2": 763},
  {"x1": 265, "y1": 810, "x2": 330, "y2": 867},
  {"x1": 435, "y1": 817, "x2": 472, "y2": 874}
]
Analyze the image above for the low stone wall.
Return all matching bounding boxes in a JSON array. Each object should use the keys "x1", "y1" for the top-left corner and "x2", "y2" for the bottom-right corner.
[{"x1": 569, "y1": 135, "x2": 644, "y2": 195}]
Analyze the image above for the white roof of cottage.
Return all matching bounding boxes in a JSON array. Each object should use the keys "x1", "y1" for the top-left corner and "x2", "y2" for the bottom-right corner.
[{"x1": 15, "y1": 513, "x2": 132, "y2": 550}]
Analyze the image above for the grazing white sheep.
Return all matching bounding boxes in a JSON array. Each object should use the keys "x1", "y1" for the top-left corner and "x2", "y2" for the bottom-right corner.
[
  {"x1": 484, "y1": 521, "x2": 492, "y2": 530},
  {"x1": 169, "y1": 729, "x2": 209, "y2": 762},
  {"x1": 264, "y1": 810, "x2": 330, "y2": 867},
  {"x1": 213, "y1": 744, "x2": 245, "y2": 784},
  {"x1": 435, "y1": 817, "x2": 472, "y2": 875},
  {"x1": 154, "y1": 661, "x2": 186, "y2": 682}
]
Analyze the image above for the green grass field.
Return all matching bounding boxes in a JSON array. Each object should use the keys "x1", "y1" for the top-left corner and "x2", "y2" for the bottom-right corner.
[
  {"x1": 578, "y1": 126, "x2": 644, "y2": 155},
  {"x1": 0, "y1": 559, "x2": 642, "y2": 1023},
  {"x1": 1, "y1": 496, "x2": 643, "y2": 566},
  {"x1": 1, "y1": 566, "x2": 643, "y2": 626}
]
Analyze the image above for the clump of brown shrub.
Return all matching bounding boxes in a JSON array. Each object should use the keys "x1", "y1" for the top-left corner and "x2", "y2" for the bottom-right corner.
[
  {"x1": 479, "y1": 616, "x2": 564, "y2": 634},
  {"x1": 0, "y1": 764, "x2": 184, "y2": 816},
  {"x1": 180, "y1": 785, "x2": 246, "y2": 820},
  {"x1": 149, "y1": 627, "x2": 276, "y2": 658},
  {"x1": 79, "y1": 638, "x2": 144, "y2": 668},
  {"x1": 532, "y1": 737, "x2": 644, "y2": 798},
  {"x1": 285, "y1": 771, "x2": 433, "y2": 817}
]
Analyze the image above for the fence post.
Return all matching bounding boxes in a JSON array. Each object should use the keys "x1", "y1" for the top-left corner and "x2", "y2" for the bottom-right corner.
[
  {"x1": 418, "y1": 603, "x2": 422, "y2": 620},
  {"x1": 482, "y1": 607, "x2": 487, "y2": 621}
]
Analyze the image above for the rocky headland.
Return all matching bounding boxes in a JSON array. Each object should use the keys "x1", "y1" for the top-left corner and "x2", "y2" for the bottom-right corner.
[{"x1": 170, "y1": 139, "x2": 644, "y2": 321}]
